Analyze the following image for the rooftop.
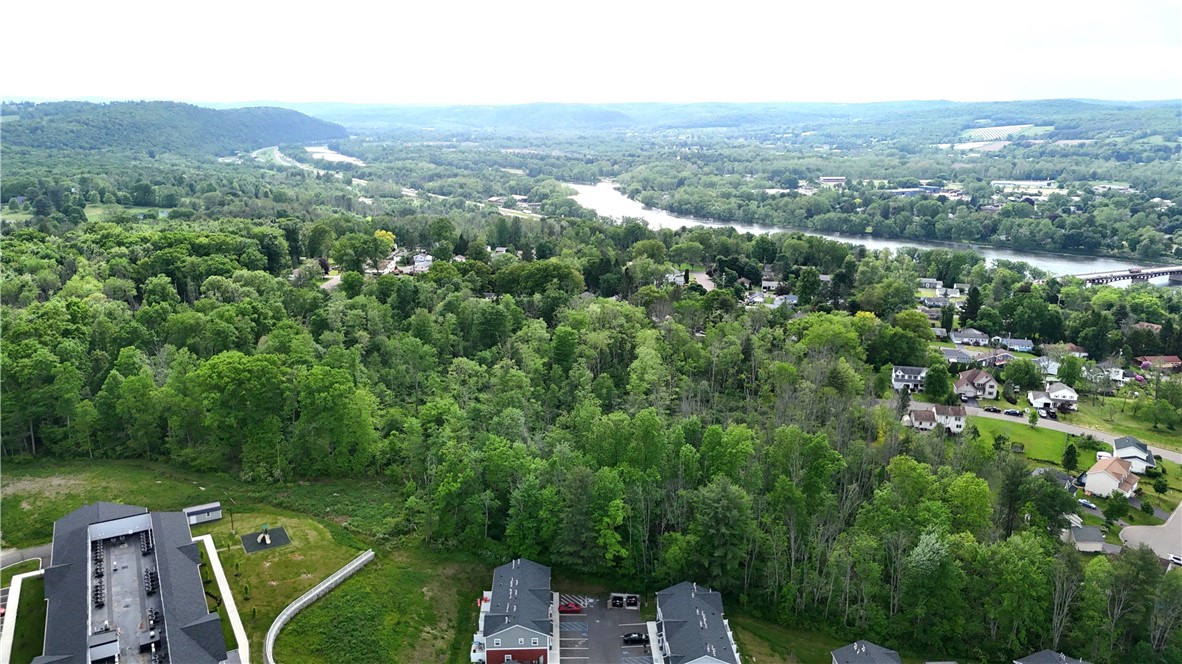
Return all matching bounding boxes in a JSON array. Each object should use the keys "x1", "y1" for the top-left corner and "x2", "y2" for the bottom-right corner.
[
  {"x1": 1014, "y1": 649, "x2": 1093, "y2": 664},
  {"x1": 1070, "y1": 526, "x2": 1103, "y2": 543},
  {"x1": 831, "y1": 640, "x2": 901, "y2": 664},
  {"x1": 484, "y1": 558, "x2": 552, "y2": 640},
  {"x1": 656, "y1": 581, "x2": 738, "y2": 664}
]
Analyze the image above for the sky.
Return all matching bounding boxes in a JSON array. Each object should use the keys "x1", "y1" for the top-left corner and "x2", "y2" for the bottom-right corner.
[{"x1": 7, "y1": 0, "x2": 1180, "y2": 106}]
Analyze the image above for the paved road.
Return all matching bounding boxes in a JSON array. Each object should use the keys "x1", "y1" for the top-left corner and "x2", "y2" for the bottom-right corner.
[
  {"x1": 1120, "y1": 500, "x2": 1182, "y2": 559},
  {"x1": 965, "y1": 407, "x2": 1181, "y2": 464},
  {"x1": 0, "y1": 544, "x2": 51, "y2": 570},
  {"x1": 320, "y1": 274, "x2": 341, "y2": 291}
]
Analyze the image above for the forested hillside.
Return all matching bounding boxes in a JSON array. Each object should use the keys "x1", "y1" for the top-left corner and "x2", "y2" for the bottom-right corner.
[{"x1": 0, "y1": 101, "x2": 347, "y2": 154}]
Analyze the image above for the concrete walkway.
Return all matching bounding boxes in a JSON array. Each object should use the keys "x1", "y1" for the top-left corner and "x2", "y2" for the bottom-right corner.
[
  {"x1": 1120, "y1": 500, "x2": 1182, "y2": 560},
  {"x1": 0, "y1": 544, "x2": 52, "y2": 569},
  {"x1": 195, "y1": 534, "x2": 250, "y2": 664},
  {"x1": 964, "y1": 407, "x2": 1181, "y2": 463}
]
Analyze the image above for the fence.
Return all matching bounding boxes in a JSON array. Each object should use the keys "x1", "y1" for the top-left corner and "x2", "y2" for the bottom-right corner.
[{"x1": 263, "y1": 549, "x2": 375, "y2": 664}]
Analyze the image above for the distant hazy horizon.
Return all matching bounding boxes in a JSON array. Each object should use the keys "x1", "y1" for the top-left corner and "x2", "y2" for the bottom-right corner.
[{"x1": 6, "y1": 0, "x2": 1180, "y2": 105}]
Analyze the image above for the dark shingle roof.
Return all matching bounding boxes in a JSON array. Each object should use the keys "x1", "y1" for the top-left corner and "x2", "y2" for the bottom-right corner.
[
  {"x1": 483, "y1": 558, "x2": 552, "y2": 639},
  {"x1": 33, "y1": 502, "x2": 147, "y2": 664},
  {"x1": 1014, "y1": 649, "x2": 1093, "y2": 664},
  {"x1": 831, "y1": 640, "x2": 901, "y2": 664},
  {"x1": 892, "y1": 365, "x2": 928, "y2": 378},
  {"x1": 1071, "y1": 526, "x2": 1103, "y2": 543},
  {"x1": 152, "y1": 512, "x2": 228, "y2": 663},
  {"x1": 31, "y1": 504, "x2": 227, "y2": 664},
  {"x1": 1114, "y1": 436, "x2": 1150, "y2": 456},
  {"x1": 656, "y1": 581, "x2": 738, "y2": 664}
]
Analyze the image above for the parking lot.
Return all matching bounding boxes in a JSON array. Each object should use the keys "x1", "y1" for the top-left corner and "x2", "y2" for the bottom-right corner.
[{"x1": 557, "y1": 593, "x2": 652, "y2": 664}]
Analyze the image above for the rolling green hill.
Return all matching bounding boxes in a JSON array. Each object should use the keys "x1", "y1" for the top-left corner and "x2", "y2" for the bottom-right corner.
[{"x1": 0, "y1": 100, "x2": 347, "y2": 154}]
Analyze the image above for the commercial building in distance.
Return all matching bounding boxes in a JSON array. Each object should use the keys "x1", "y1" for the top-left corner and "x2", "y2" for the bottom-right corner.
[{"x1": 33, "y1": 502, "x2": 233, "y2": 664}]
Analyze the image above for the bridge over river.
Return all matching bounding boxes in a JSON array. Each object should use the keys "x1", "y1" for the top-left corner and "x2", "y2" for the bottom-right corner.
[{"x1": 1065, "y1": 265, "x2": 1182, "y2": 285}]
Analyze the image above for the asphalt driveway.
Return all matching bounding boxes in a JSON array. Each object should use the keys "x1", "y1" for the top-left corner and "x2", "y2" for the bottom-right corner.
[{"x1": 1121, "y1": 500, "x2": 1182, "y2": 560}]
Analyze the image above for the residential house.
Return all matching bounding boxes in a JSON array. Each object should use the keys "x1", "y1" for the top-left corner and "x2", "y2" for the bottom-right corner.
[
  {"x1": 975, "y1": 350, "x2": 1016, "y2": 367},
  {"x1": 656, "y1": 581, "x2": 741, "y2": 664},
  {"x1": 891, "y1": 365, "x2": 928, "y2": 392},
  {"x1": 1046, "y1": 382, "x2": 1079, "y2": 410},
  {"x1": 955, "y1": 369, "x2": 998, "y2": 399},
  {"x1": 473, "y1": 558, "x2": 553, "y2": 664},
  {"x1": 919, "y1": 306, "x2": 942, "y2": 320},
  {"x1": 831, "y1": 640, "x2": 901, "y2": 664},
  {"x1": 1135, "y1": 355, "x2": 1182, "y2": 372},
  {"x1": 760, "y1": 279, "x2": 779, "y2": 292},
  {"x1": 931, "y1": 327, "x2": 948, "y2": 339},
  {"x1": 1067, "y1": 526, "x2": 1104, "y2": 553},
  {"x1": 1066, "y1": 343, "x2": 1088, "y2": 358},
  {"x1": 949, "y1": 328, "x2": 990, "y2": 346},
  {"x1": 666, "y1": 272, "x2": 687, "y2": 286},
  {"x1": 1013, "y1": 650, "x2": 1093, "y2": 664},
  {"x1": 771, "y1": 294, "x2": 798, "y2": 308},
  {"x1": 994, "y1": 337, "x2": 1034, "y2": 352},
  {"x1": 1034, "y1": 356, "x2": 1060, "y2": 378},
  {"x1": 1132, "y1": 321, "x2": 1162, "y2": 334},
  {"x1": 940, "y1": 347, "x2": 974, "y2": 365},
  {"x1": 936, "y1": 286, "x2": 960, "y2": 298},
  {"x1": 920, "y1": 296, "x2": 950, "y2": 308},
  {"x1": 953, "y1": 282, "x2": 972, "y2": 291},
  {"x1": 1083, "y1": 457, "x2": 1139, "y2": 498},
  {"x1": 819, "y1": 176, "x2": 846, "y2": 187},
  {"x1": 411, "y1": 252, "x2": 434, "y2": 274},
  {"x1": 918, "y1": 277, "x2": 940, "y2": 289},
  {"x1": 744, "y1": 291, "x2": 767, "y2": 306},
  {"x1": 904, "y1": 405, "x2": 966, "y2": 433},
  {"x1": 1113, "y1": 436, "x2": 1156, "y2": 474}
]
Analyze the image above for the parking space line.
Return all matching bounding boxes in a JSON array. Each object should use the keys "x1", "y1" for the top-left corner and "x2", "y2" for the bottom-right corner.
[{"x1": 619, "y1": 622, "x2": 647, "y2": 627}]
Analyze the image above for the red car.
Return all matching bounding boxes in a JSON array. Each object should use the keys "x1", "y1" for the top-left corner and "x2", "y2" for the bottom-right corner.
[{"x1": 558, "y1": 602, "x2": 581, "y2": 614}]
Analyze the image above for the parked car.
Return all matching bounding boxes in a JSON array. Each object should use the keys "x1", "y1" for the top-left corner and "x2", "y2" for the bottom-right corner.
[
  {"x1": 611, "y1": 596, "x2": 624, "y2": 608},
  {"x1": 1169, "y1": 555, "x2": 1182, "y2": 566},
  {"x1": 625, "y1": 595, "x2": 638, "y2": 607},
  {"x1": 1044, "y1": 409, "x2": 1057, "y2": 419},
  {"x1": 984, "y1": 406, "x2": 1002, "y2": 413},
  {"x1": 960, "y1": 394, "x2": 968, "y2": 402},
  {"x1": 623, "y1": 633, "x2": 650, "y2": 645},
  {"x1": 1079, "y1": 499, "x2": 1098, "y2": 510},
  {"x1": 1004, "y1": 409, "x2": 1021, "y2": 416},
  {"x1": 558, "y1": 602, "x2": 581, "y2": 614}
]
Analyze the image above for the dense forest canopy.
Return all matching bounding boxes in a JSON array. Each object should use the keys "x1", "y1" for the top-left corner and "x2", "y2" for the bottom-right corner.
[
  {"x1": 2, "y1": 98, "x2": 1182, "y2": 664},
  {"x1": 0, "y1": 101, "x2": 347, "y2": 154}
]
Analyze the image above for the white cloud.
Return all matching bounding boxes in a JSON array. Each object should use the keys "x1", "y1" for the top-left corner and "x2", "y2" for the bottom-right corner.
[{"x1": 6, "y1": 0, "x2": 1179, "y2": 104}]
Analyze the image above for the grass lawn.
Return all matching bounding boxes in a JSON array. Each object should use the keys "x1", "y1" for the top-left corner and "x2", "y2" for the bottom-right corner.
[
  {"x1": 1, "y1": 559, "x2": 41, "y2": 588},
  {"x1": 1065, "y1": 397, "x2": 1182, "y2": 453},
  {"x1": 972, "y1": 416, "x2": 1072, "y2": 464},
  {"x1": 9, "y1": 576, "x2": 46, "y2": 664},
  {"x1": 728, "y1": 615, "x2": 942, "y2": 664}
]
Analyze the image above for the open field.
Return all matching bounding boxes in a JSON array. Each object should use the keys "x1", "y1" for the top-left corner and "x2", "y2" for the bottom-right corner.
[
  {"x1": 1, "y1": 560, "x2": 40, "y2": 589},
  {"x1": 728, "y1": 615, "x2": 935, "y2": 664},
  {"x1": 9, "y1": 576, "x2": 46, "y2": 664},
  {"x1": 972, "y1": 416, "x2": 1071, "y2": 464},
  {"x1": 1065, "y1": 397, "x2": 1182, "y2": 452},
  {"x1": 961, "y1": 124, "x2": 1049, "y2": 140}
]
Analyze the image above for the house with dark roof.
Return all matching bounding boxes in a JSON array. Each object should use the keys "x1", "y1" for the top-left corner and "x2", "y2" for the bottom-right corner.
[
  {"x1": 1067, "y1": 525, "x2": 1104, "y2": 553},
  {"x1": 655, "y1": 581, "x2": 740, "y2": 664},
  {"x1": 1135, "y1": 355, "x2": 1182, "y2": 372},
  {"x1": 891, "y1": 365, "x2": 928, "y2": 392},
  {"x1": 920, "y1": 296, "x2": 950, "y2": 308},
  {"x1": 1113, "y1": 436, "x2": 1156, "y2": 474},
  {"x1": 1013, "y1": 650, "x2": 1092, "y2": 664},
  {"x1": 941, "y1": 347, "x2": 974, "y2": 365},
  {"x1": 831, "y1": 640, "x2": 900, "y2": 664},
  {"x1": 32, "y1": 502, "x2": 231, "y2": 664},
  {"x1": 993, "y1": 337, "x2": 1034, "y2": 352},
  {"x1": 473, "y1": 558, "x2": 553, "y2": 664}
]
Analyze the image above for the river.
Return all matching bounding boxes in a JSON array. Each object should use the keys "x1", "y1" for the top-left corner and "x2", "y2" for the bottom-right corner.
[{"x1": 567, "y1": 181, "x2": 1167, "y2": 281}]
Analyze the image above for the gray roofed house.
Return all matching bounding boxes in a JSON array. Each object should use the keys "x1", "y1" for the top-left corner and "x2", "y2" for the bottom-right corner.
[
  {"x1": 478, "y1": 558, "x2": 553, "y2": 660},
  {"x1": 1013, "y1": 650, "x2": 1093, "y2": 664},
  {"x1": 920, "y1": 296, "x2": 950, "y2": 308},
  {"x1": 1068, "y1": 526, "x2": 1104, "y2": 553},
  {"x1": 1113, "y1": 435, "x2": 1156, "y2": 473},
  {"x1": 941, "y1": 347, "x2": 973, "y2": 364},
  {"x1": 891, "y1": 365, "x2": 928, "y2": 391},
  {"x1": 33, "y1": 502, "x2": 230, "y2": 664},
  {"x1": 831, "y1": 640, "x2": 901, "y2": 664},
  {"x1": 950, "y1": 328, "x2": 990, "y2": 345},
  {"x1": 656, "y1": 581, "x2": 740, "y2": 664}
]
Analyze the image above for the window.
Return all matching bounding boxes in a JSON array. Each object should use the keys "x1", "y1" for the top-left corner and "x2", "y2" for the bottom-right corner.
[
  {"x1": 532, "y1": 638, "x2": 539, "y2": 646},
  {"x1": 493, "y1": 639, "x2": 500, "y2": 647},
  {"x1": 518, "y1": 638, "x2": 525, "y2": 645}
]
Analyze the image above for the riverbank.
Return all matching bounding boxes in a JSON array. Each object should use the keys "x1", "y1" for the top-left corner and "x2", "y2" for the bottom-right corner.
[{"x1": 567, "y1": 180, "x2": 1180, "y2": 277}]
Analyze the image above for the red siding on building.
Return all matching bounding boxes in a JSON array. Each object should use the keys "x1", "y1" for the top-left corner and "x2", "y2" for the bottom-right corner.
[{"x1": 486, "y1": 647, "x2": 547, "y2": 664}]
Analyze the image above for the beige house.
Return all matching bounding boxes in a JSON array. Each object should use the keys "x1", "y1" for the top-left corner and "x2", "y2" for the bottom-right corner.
[
  {"x1": 955, "y1": 369, "x2": 998, "y2": 399},
  {"x1": 1084, "y1": 457, "x2": 1139, "y2": 498}
]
